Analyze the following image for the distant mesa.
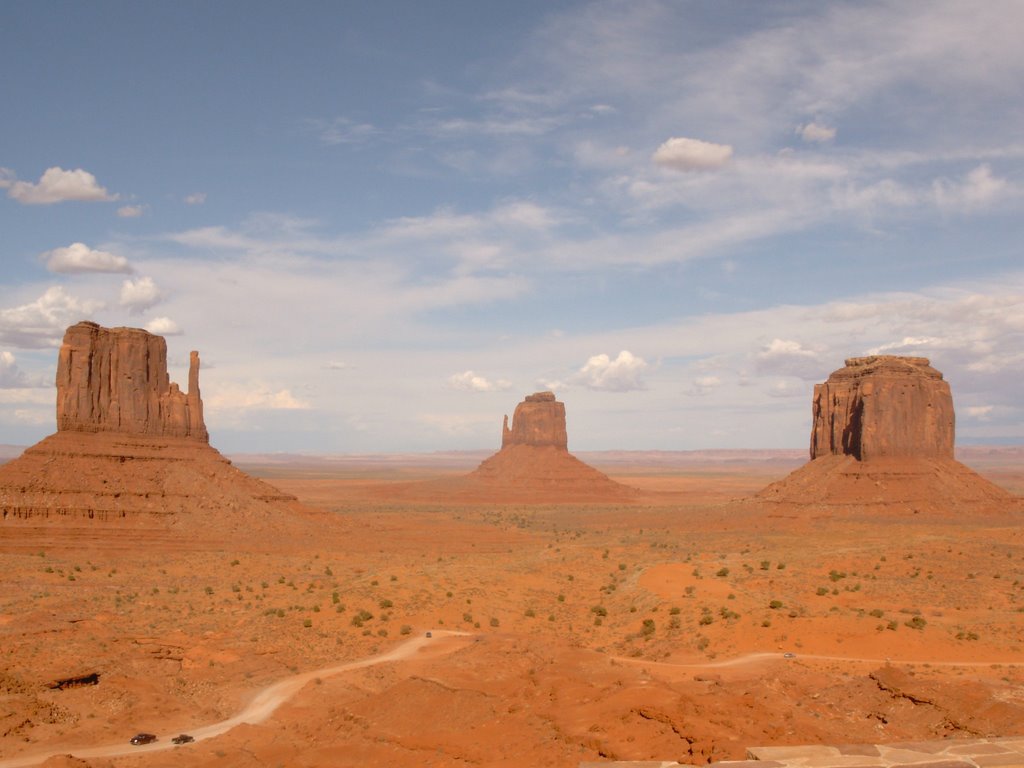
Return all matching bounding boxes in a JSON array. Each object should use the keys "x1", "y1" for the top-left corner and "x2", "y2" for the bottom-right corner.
[
  {"x1": 0, "y1": 321, "x2": 309, "y2": 531},
  {"x1": 758, "y1": 355, "x2": 1019, "y2": 514},
  {"x1": 501, "y1": 391, "x2": 568, "y2": 449},
  {"x1": 378, "y1": 391, "x2": 638, "y2": 503}
]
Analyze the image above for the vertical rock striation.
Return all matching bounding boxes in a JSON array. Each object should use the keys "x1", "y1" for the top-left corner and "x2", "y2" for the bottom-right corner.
[
  {"x1": 55, "y1": 321, "x2": 208, "y2": 441},
  {"x1": 809, "y1": 356, "x2": 954, "y2": 461},
  {"x1": 501, "y1": 391, "x2": 568, "y2": 450}
]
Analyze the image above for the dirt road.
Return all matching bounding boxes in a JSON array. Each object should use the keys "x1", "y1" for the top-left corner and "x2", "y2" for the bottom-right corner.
[{"x1": 0, "y1": 630, "x2": 469, "y2": 768}]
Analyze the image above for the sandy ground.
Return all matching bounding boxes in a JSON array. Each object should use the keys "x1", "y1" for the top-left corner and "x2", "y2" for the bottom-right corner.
[{"x1": 1, "y1": 453, "x2": 1022, "y2": 767}]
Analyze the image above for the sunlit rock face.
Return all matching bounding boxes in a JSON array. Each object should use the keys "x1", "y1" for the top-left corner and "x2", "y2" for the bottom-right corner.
[
  {"x1": 501, "y1": 391, "x2": 568, "y2": 450},
  {"x1": 809, "y1": 356, "x2": 954, "y2": 461},
  {"x1": 56, "y1": 321, "x2": 208, "y2": 442}
]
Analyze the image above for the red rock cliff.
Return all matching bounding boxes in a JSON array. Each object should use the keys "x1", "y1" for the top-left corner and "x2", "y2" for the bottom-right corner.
[
  {"x1": 809, "y1": 355, "x2": 953, "y2": 461},
  {"x1": 501, "y1": 391, "x2": 568, "y2": 450},
  {"x1": 55, "y1": 321, "x2": 209, "y2": 441}
]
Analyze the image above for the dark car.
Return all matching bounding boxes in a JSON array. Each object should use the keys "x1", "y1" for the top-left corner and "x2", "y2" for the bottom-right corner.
[
  {"x1": 130, "y1": 733, "x2": 157, "y2": 745},
  {"x1": 172, "y1": 734, "x2": 195, "y2": 745},
  {"x1": 425, "y1": 631, "x2": 432, "y2": 638}
]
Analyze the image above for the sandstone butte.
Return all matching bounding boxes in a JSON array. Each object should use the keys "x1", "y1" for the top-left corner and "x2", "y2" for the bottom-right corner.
[
  {"x1": 757, "y1": 355, "x2": 1019, "y2": 514},
  {"x1": 0, "y1": 321, "x2": 313, "y2": 536},
  {"x1": 377, "y1": 391, "x2": 638, "y2": 503}
]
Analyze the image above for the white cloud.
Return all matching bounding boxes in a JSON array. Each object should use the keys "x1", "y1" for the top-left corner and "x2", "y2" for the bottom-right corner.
[
  {"x1": 144, "y1": 317, "x2": 181, "y2": 335},
  {"x1": 184, "y1": 192, "x2": 207, "y2": 205},
  {"x1": 448, "y1": 370, "x2": 511, "y2": 392},
  {"x1": 42, "y1": 242, "x2": 132, "y2": 274},
  {"x1": 574, "y1": 350, "x2": 648, "y2": 391},
  {"x1": 652, "y1": 137, "x2": 733, "y2": 172},
  {"x1": 687, "y1": 375, "x2": 721, "y2": 396},
  {"x1": 755, "y1": 338, "x2": 825, "y2": 379},
  {"x1": 933, "y1": 164, "x2": 1013, "y2": 212},
  {"x1": 117, "y1": 204, "x2": 146, "y2": 218},
  {"x1": 0, "y1": 287, "x2": 101, "y2": 349},
  {"x1": 0, "y1": 351, "x2": 37, "y2": 388},
  {"x1": 5, "y1": 167, "x2": 116, "y2": 204},
  {"x1": 120, "y1": 276, "x2": 162, "y2": 314},
  {"x1": 965, "y1": 405, "x2": 994, "y2": 421},
  {"x1": 866, "y1": 336, "x2": 942, "y2": 355},
  {"x1": 324, "y1": 361, "x2": 349, "y2": 370},
  {"x1": 205, "y1": 385, "x2": 310, "y2": 411},
  {"x1": 797, "y1": 122, "x2": 836, "y2": 143}
]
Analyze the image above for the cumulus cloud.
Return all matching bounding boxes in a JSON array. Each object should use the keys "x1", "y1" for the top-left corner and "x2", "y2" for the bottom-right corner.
[
  {"x1": 42, "y1": 242, "x2": 132, "y2": 274},
  {"x1": 797, "y1": 122, "x2": 837, "y2": 143},
  {"x1": 574, "y1": 350, "x2": 648, "y2": 391},
  {"x1": 0, "y1": 351, "x2": 35, "y2": 388},
  {"x1": 117, "y1": 204, "x2": 146, "y2": 218},
  {"x1": 687, "y1": 375, "x2": 721, "y2": 396},
  {"x1": 5, "y1": 167, "x2": 116, "y2": 204},
  {"x1": 652, "y1": 137, "x2": 733, "y2": 172},
  {"x1": 184, "y1": 192, "x2": 207, "y2": 205},
  {"x1": 755, "y1": 338, "x2": 825, "y2": 379},
  {"x1": 0, "y1": 287, "x2": 101, "y2": 348},
  {"x1": 144, "y1": 317, "x2": 181, "y2": 335},
  {"x1": 120, "y1": 276, "x2": 161, "y2": 314},
  {"x1": 448, "y1": 370, "x2": 511, "y2": 392},
  {"x1": 866, "y1": 336, "x2": 942, "y2": 355}
]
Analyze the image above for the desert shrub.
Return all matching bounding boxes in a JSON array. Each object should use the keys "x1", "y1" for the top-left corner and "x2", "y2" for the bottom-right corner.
[
  {"x1": 904, "y1": 615, "x2": 927, "y2": 630},
  {"x1": 669, "y1": 606, "x2": 681, "y2": 615},
  {"x1": 400, "y1": 625, "x2": 412, "y2": 635},
  {"x1": 379, "y1": 599, "x2": 393, "y2": 609},
  {"x1": 816, "y1": 587, "x2": 829, "y2": 596},
  {"x1": 524, "y1": 608, "x2": 536, "y2": 618},
  {"x1": 869, "y1": 608, "x2": 884, "y2": 618},
  {"x1": 557, "y1": 593, "x2": 565, "y2": 603},
  {"x1": 591, "y1": 605, "x2": 608, "y2": 617},
  {"x1": 760, "y1": 560, "x2": 771, "y2": 570},
  {"x1": 463, "y1": 612, "x2": 473, "y2": 623},
  {"x1": 641, "y1": 619, "x2": 656, "y2": 636},
  {"x1": 489, "y1": 617, "x2": 499, "y2": 627},
  {"x1": 769, "y1": 600, "x2": 783, "y2": 609},
  {"x1": 716, "y1": 567, "x2": 729, "y2": 578},
  {"x1": 302, "y1": 618, "x2": 312, "y2": 628}
]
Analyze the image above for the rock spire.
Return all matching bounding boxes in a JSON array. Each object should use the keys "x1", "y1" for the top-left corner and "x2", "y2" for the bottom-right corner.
[{"x1": 55, "y1": 321, "x2": 208, "y2": 441}]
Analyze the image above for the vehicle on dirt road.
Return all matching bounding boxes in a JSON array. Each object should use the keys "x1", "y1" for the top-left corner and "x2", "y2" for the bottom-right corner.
[{"x1": 130, "y1": 733, "x2": 157, "y2": 745}]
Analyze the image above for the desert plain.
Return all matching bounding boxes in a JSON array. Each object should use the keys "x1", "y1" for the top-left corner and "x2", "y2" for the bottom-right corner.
[{"x1": 1, "y1": 447, "x2": 1023, "y2": 768}]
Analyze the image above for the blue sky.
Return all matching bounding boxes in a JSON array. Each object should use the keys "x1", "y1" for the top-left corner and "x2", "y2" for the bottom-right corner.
[{"x1": 2, "y1": 0, "x2": 1022, "y2": 453}]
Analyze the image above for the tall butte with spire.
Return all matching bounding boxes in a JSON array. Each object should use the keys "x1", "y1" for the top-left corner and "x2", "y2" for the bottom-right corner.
[
  {"x1": 757, "y1": 355, "x2": 1019, "y2": 514},
  {"x1": 462, "y1": 391, "x2": 637, "y2": 502},
  {"x1": 0, "y1": 321, "x2": 306, "y2": 530}
]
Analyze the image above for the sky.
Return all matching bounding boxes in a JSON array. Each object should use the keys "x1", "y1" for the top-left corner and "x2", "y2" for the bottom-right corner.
[{"x1": 1, "y1": 0, "x2": 1022, "y2": 454}]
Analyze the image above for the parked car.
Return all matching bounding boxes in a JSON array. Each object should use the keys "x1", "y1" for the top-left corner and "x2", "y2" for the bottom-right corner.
[
  {"x1": 425, "y1": 631, "x2": 432, "y2": 638},
  {"x1": 130, "y1": 733, "x2": 157, "y2": 745},
  {"x1": 171, "y1": 734, "x2": 195, "y2": 745},
  {"x1": 783, "y1": 652, "x2": 796, "y2": 659}
]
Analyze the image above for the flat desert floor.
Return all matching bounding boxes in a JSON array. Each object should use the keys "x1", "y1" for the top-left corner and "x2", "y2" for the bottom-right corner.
[{"x1": 1, "y1": 449, "x2": 1023, "y2": 767}]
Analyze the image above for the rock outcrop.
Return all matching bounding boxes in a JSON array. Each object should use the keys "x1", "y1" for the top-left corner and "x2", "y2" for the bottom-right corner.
[
  {"x1": 501, "y1": 391, "x2": 568, "y2": 449},
  {"x1": 382, "y1": 391, "x2": 637, "y2": 503},
  {"x1": 757, "y1": 355, "x2": 1018, "y2": 515},
  {"x1": 56, "y1": 321, "x2": 207, "y2": 441},
  {"x1": 0, "y1": 321, "x2": 318, "y2": 535},
  {"x1": 809, "y1": 356, "x2": 953, "y2": 460}
]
